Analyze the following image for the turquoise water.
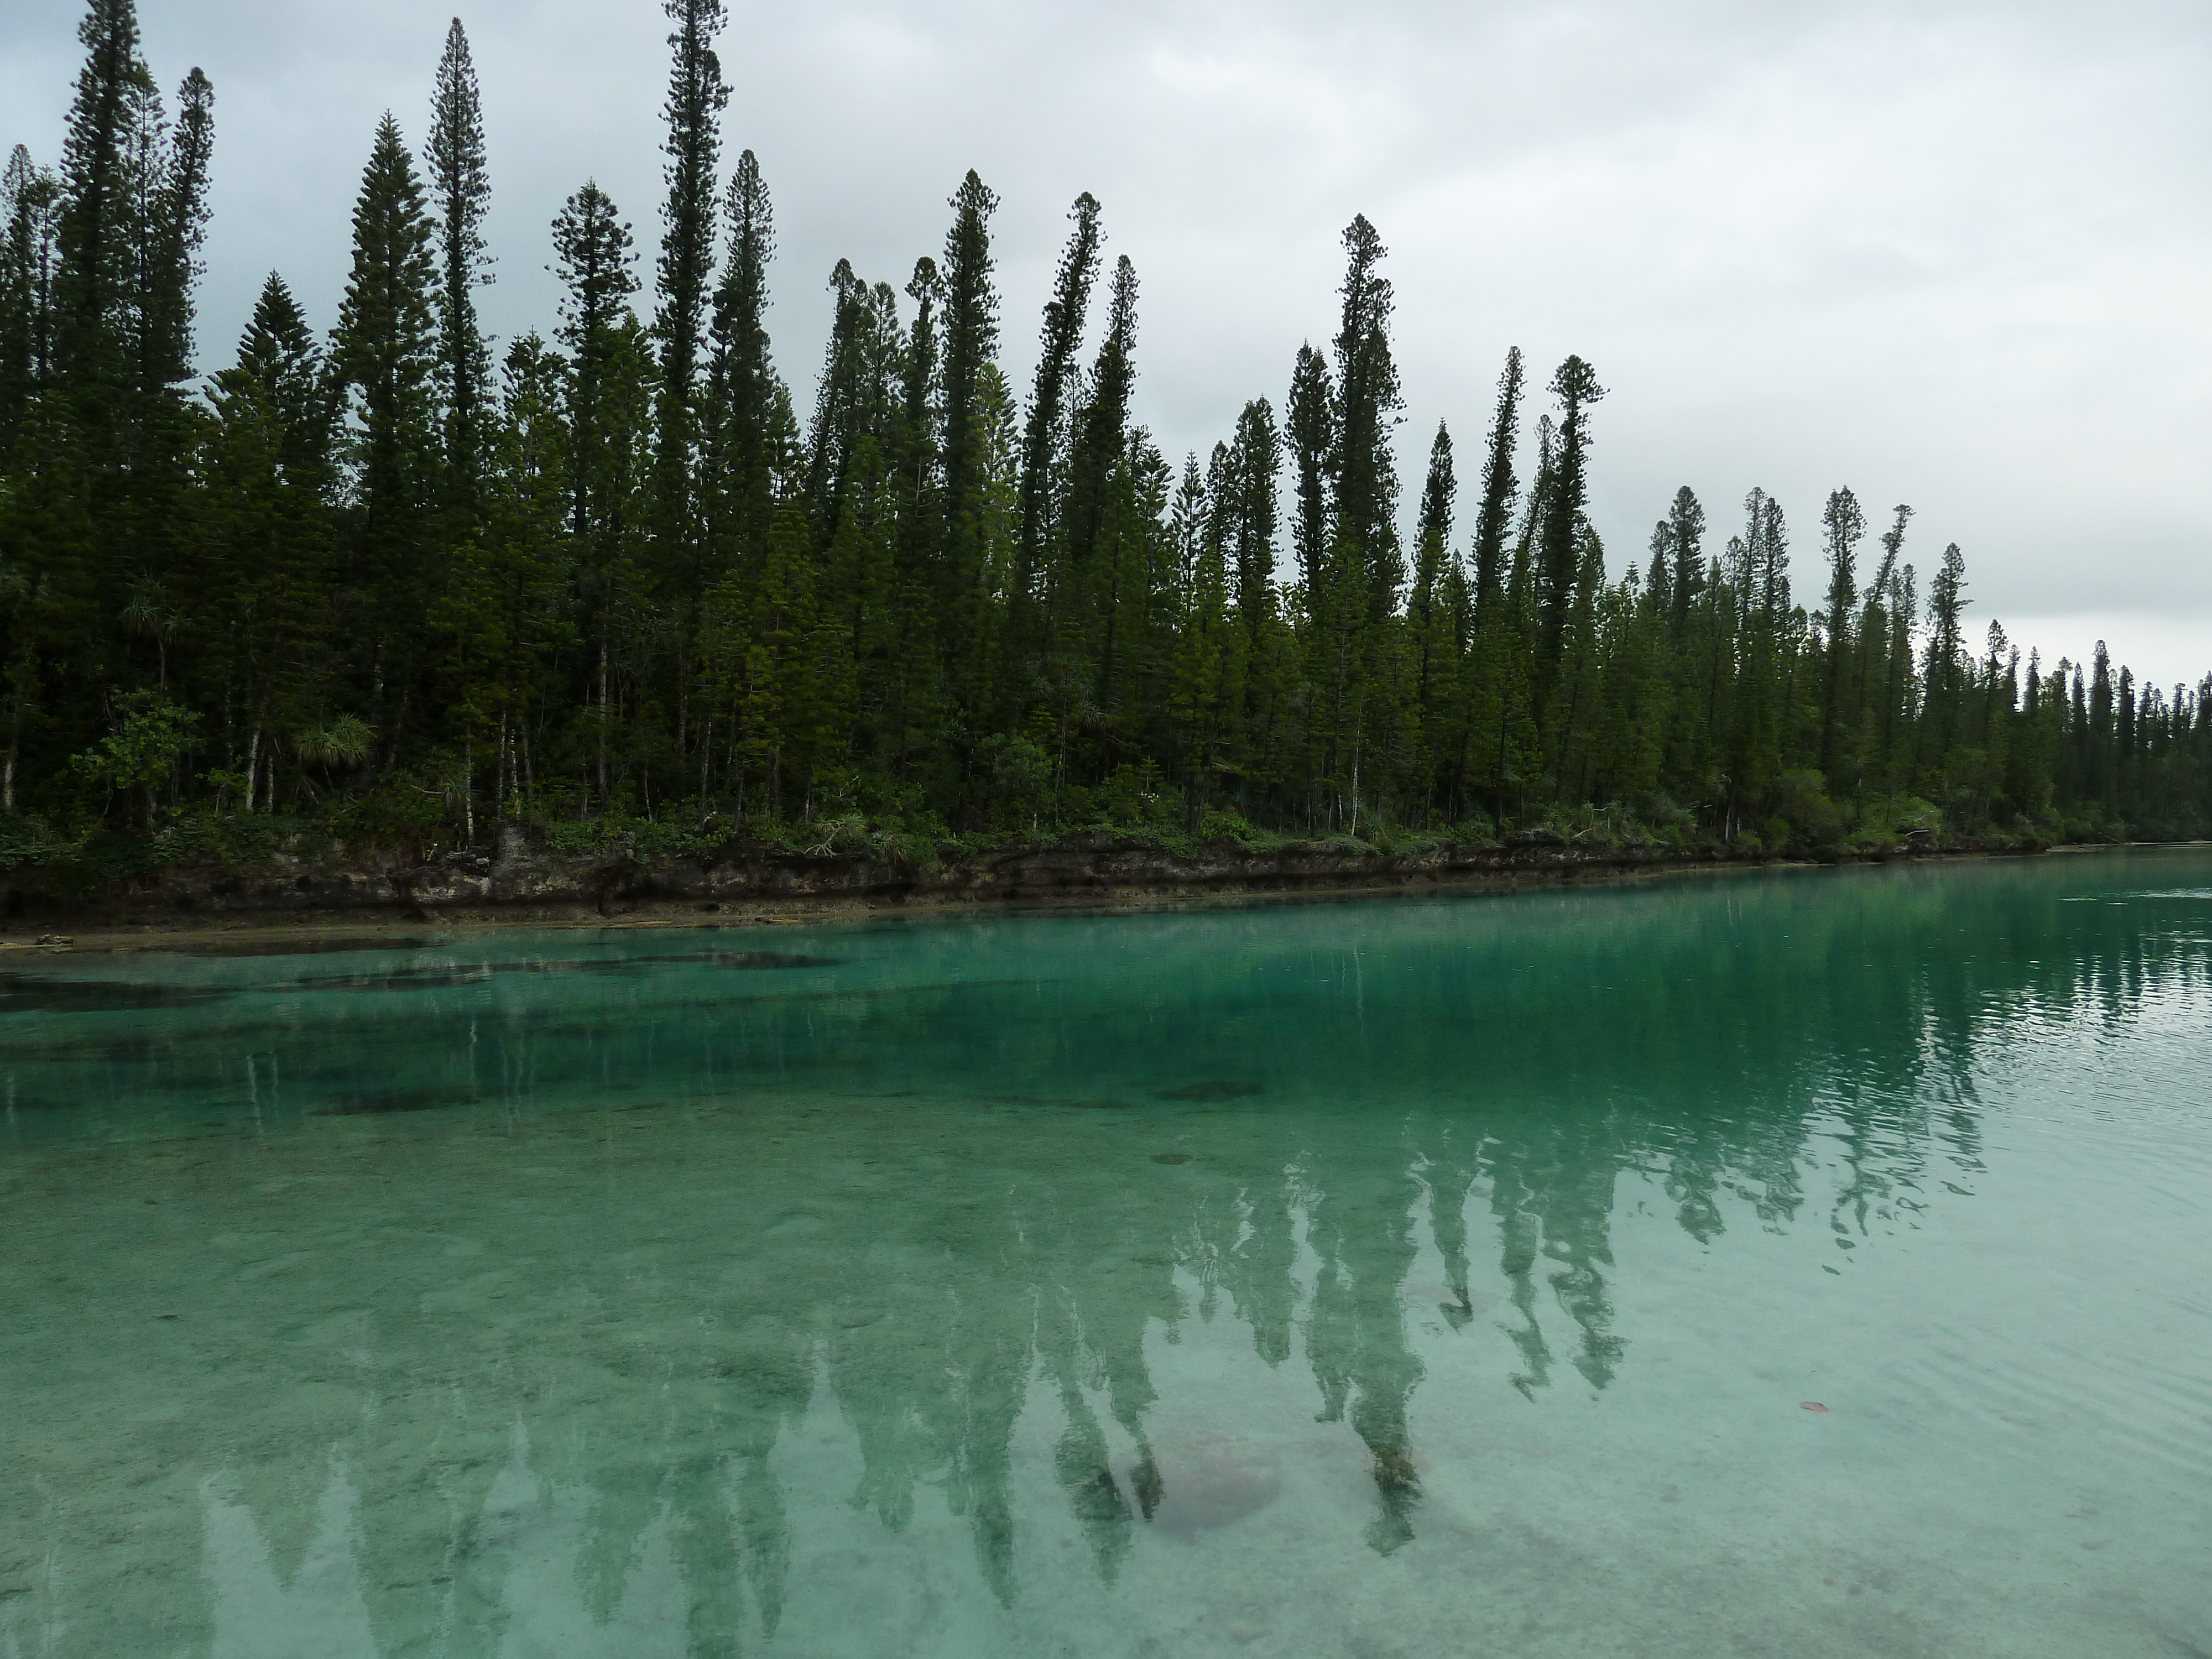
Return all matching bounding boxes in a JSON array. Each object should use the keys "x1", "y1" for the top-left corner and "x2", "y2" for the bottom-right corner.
[{"x1": 3, "y1": 852, "x2": 2211, "y2": 1657}]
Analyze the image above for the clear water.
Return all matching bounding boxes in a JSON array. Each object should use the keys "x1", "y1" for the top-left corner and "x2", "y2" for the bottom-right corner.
[{"x1": 4, "y1": 852, "x2": 2211, "y2": 1658}]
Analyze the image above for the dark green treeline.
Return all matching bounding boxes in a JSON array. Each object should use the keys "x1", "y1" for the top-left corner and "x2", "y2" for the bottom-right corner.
[{"x1": 3, "y1": 2, "x2": 2207, "y2": 855}]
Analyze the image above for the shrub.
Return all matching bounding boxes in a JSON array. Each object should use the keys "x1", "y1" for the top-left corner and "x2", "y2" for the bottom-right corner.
[{"x1": 1770, "y1": 769, "x2": 1841, "y2": 844}]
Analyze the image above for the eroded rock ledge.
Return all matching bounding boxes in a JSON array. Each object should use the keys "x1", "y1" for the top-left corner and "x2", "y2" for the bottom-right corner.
[{"x1": 0, "y1": 825, "x2": 2027, "y2": 936}]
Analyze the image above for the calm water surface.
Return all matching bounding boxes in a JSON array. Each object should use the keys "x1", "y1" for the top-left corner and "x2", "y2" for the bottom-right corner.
[{"x1": 4, "y1": 851, "x2": 2211, "y2": 1657}]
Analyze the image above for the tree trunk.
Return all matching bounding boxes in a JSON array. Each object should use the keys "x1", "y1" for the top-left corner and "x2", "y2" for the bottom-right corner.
[
  {"x1": 596, "y1": 644, "x2": 610, "y2": 809},
  {"x1": 698, "y1": 713, "x2": 712, "y2": 818}
]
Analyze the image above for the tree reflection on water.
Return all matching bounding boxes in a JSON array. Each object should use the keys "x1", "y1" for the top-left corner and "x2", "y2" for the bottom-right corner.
[{"x1": 3, "y1": 858, "x2": 2207, "y2": 1655}]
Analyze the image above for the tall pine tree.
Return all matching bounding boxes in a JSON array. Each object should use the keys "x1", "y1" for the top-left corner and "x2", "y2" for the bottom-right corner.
[
  {"x1": 427, "y1": 18, "x2": 493, "y2": 517},
  {"x1": 1005, "y1": 191, "x2": 1102, "y2": 719},
  {"x1": 331, "y1": 113, "x2": 441, "y2": 755},
  {"x1": 1535, "y1": 355, "x2": 1604, "y2": 701},
  {"x1": 650, "y1": 0, "x2": 727, "y2": 560}
]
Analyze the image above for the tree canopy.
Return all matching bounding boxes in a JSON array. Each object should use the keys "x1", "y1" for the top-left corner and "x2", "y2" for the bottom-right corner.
[{"x1": 3, "y1": 1, "x2": 2206, "y2": 861}]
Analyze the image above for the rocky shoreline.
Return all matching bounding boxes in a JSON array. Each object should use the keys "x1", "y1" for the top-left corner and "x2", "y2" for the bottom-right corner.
[{"x1": 0, "y1": 826, "x2": 2070, "y2": 950}]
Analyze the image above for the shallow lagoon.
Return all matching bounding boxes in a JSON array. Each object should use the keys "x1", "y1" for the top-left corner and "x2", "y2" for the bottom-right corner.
[{"x1": 4, "y1": 851, "x2": 2211, "y2": 1657}]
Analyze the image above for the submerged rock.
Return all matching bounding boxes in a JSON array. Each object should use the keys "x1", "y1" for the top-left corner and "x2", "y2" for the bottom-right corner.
[
  {"x1": 1154, "y1": 1080, "x2": 1264, "y2": 1102},
  {"x1": 1118, "y1": 1428, "x2": 1282, "y2": 1538},
  {"x1": 309, "y1": 1084, "x2": 486, "y2": 1116},
  {"x1": 291, "y1": 949, "x2": 839, "y2": 991},
  {"x1": 0, "y1": 973, "x2": 231, "y2": 1013},
  {"x1": 983, "y1": 1093, "x2": 1135, "y2": 1110}
]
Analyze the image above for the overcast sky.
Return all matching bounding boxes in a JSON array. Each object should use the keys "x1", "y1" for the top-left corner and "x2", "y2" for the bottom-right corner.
[{"x1": 8, "y1": 0, "x2": 2209, "y2": 687}]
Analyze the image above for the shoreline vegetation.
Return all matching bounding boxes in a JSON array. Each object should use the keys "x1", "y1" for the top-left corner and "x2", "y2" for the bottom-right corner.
[
  {"x1": 6, "y1": 3, "x2": 2210, "y2": 923},
  {"x1": 0, "y1": 825, "x2": 2176, "y2": 952}
]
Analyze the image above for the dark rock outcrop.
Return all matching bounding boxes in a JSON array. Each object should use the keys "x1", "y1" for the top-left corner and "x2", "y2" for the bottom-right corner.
[{"x1": 0, "y1": 825, "x2": 2039, "y2": 932}]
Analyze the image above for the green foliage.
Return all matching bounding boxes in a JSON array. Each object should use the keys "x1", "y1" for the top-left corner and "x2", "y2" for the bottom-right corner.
[
  {"x1": 0, "y1": 3, "x2": 2204, "y2": 884},
  {"x1": 1770, "y1": 769, "x2": 1840, "y2": 846},
  {"x1": 67, "y1": 687, "x2": 197, "y2": 794},
  {"x1": 0, "y1": 811, "x2": 72, "y2": 869},
  {"x1": 1196, "y1": 806, "x2": 1260, "y2": 843},
  {"x1": 326, "y1": 766, "x2": 453, "y2": 854},
  {"x1": 982, "y1": 732, "x2": 1052, "y2": 829}
]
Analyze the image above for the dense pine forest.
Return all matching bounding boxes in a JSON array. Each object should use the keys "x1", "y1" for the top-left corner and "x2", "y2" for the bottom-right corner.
[{"x1": 3, "y1": 2, "x2": 2208, "y2": 881}]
